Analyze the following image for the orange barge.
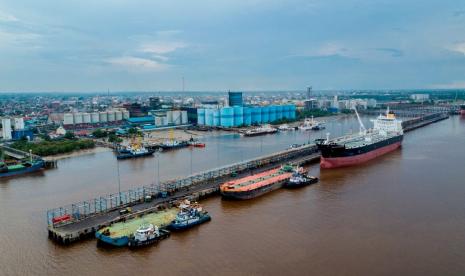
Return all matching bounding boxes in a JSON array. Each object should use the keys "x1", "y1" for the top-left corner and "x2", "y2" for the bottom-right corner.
[{"x1": 220, "y1": 166, "x2": 293, "y2": 200}]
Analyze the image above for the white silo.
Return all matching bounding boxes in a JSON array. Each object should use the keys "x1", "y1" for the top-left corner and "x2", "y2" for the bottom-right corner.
[
  {"x1": 107, "y1": 111, "x2": 116, "y2": 122},
  {"x1": 115, "y1": 111, "x2": 123, "y2": 121},
  {"x1": 166, "y1": 111, "x2": 173, "y2": 125},
  {"x1": 123, "y1": 110, "x2": 130, "y2": 119},
  {"x1": 172, "y1": 110, "x2": 181, "y2": 125},
  {"x1": 91, "y1": 112, "x2": 100, "y2": 123},
  {"x1": 74, "y1": 113, "x2": 83, "y2": 124},
  {"x1": 63, "y1": 113, "x2": 74, "y2": 125},
  {"x1": 181, "y1": 111, "x2": 188, "y2": 124},
  {"x1": 99, "y1": 112, "x2": 108, "y2": 122},
  {"x1": 82, "y1": 113, "x2": 91, "y2": 124}
]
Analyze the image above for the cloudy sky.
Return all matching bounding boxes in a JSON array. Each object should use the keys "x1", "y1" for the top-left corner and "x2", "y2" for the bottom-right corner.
[{"x1": 0, "y1": 0, "x2": 465, "y2": 92}]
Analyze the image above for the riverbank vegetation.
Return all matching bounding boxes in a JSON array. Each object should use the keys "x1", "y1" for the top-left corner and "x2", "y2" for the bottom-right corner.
[{"x1": 11, "y1": 138, "x2": 95, "y2": 156}]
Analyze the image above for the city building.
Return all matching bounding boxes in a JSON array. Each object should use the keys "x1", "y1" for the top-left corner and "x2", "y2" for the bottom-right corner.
[
  {"x1": 410, "y1": 94, "x2": 430, "y2": 102},
  {"x1": 304, "y1": 99, "x2": 318, "y2": 110},
  {"x1": 1, "y1": 118, "x2": 12, "y2": 140},
  {"x1": 228, "y1": 91, "x2": 243, "y2": 106}
]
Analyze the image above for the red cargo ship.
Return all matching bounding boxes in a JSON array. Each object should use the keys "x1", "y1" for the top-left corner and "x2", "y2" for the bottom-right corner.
[{"x1": 316, "y1": 108, "x2": 403, "y2": 169}]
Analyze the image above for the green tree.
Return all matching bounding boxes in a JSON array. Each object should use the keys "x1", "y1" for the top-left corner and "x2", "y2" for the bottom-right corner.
[
  {"x1": 64, "y1": 131, "x2": 75, "y2": 140},
  {"x1": 92, "y1": 128, "x2": 107, "y2": 138},
  {"x1": 108, "y1": 133, "x2": 123, "y2": 143}
]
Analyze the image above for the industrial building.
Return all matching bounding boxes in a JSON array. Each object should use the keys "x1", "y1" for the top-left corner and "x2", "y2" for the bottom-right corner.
[
  {"x1": 197, "y1": 105, "x2": 296, "y2": 127},
  {"x1": 63, "y1": 109, "x2": 129, "y2": 126},
  {"x1": 127, "y1": 110, "x2": 188, "y2": 128},
  {"x1": 228, "y1": 91, "x2": 243, "y2": 106}
]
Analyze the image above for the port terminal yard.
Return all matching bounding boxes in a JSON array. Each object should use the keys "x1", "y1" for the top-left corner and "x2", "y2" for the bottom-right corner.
[{"x1": 47, "y1": 111, "x2": 449, "y2": 244}]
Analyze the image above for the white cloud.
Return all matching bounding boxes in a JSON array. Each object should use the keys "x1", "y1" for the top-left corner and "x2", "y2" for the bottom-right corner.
[
  {"x1": 140, "y1": 41, "x2": 187, "y2": 55},
  {"x1": 448, "y1": 41, "x2": 465, "y2": 55},
  {"x1": 431, "y1": 81, "x2": 465, "y2": 89},
  {"x1": 0, "y1": 30, "x2": 41, "y2": 48},
  {"x1": 0, "y1": 11, "x2": 19, "y2": 22},
  {"x1": 106, "y1": 56, "x2": 169, "y2": 71}
]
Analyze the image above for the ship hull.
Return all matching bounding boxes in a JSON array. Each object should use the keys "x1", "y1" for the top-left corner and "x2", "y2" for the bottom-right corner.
[
  {"x1": 116, "y1": 150, "x2": 155, "y2": 159},
  {"x1": 243, "y1": 131, "x2": 277, "y2": 137},
  {"x1": 0, "y1": 161, "x2": 44, "y2": 178},
  {"x1": 220, "y1": 179, "x2": 287, "y2": 200},
  {"x1": 320, "y1": 140, "x2": 402, "y2": 169},
  {"x1": 168, "y1": 214, "x2": 211, "y2": 231}
]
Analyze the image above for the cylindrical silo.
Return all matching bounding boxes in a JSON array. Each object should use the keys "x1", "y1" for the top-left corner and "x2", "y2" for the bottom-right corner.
[
  {"x1": 74, "y1": 113, "x2": 83, "y2": 124},
  {"x1": 63, "y1": 113, "x2": 74, "y2": 125},
  {"x1": 166, "y1": 111, "x2": 173, "y2": 125},
  {"x1": 261, "y1": 106, "x2": 270, "y2": 123},
  {"x1": 276, "y1": 105, "x2": 284, "y2": 120},
  {"x1": 220, "y1": 107, "x2": 234, "y2": 127},
  {"x1": 107, "y1": 111, "x2": 115, "y2": 122},
  {"x1": 233, "y1": 106, "x2": 243, "y2": 126},
  {"x1": 251, "y1": 107, "x2": 262, "y2": 124},
  {"x1": 115, "y1": 111, "x2": 123, "y2": 121},
  {"x1": 155, "y1": 114, "x2": 164, "y2": 126},
  {"x1": 243, "y1": 107, "x2": 252, "y2": 126},
  {"x1": 289, "y1": 105, "x2": 296, "y2": 119},
  {"x1": 91, "y1": 112, "x2": 99, "y2": 123},
  {"x1": 172, "y1": 110, "x2": 181, "y2": 125},
  {"x1": 123, "y1": 110, "x2": 130, "y2": 120},
  {"x1": 82, "y1": 113, "x2": 91, "y2": 124},
  {"x1": 99, "y1": 112, "x2": 108, "y2": 122},
  {"x1": 181, "y1": 111, "x2": 188, "y2": 124},
  {"x1": 213, "y1": 109, "x2": 220, "y2": 126},
  {"x1": 269, "y1": 106, "x2": 277, "y2": 122},
  {"x1": 205, "y1": 109, "x2": 214, "y2": 126},
  {"x1": 197, "y1": 109, "x2": 205, "y2": 125}
]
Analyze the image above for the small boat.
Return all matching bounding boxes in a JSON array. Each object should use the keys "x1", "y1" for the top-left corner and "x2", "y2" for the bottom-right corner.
[
  {"x1": 168, "y1": 201, "x2": 211, "y2": 231},
  {"x1": 244, "y1": 124, "x2": 277, "y2": 137},
  {"x1": 188, "y1": 137, "x2": 206, "y2": 147},
  {"x1": 278, "y1": 124, "x2": 295, "y2": 131},
  {"x1": 311, "y1": 122, "x2": 326, "y2": 130},
  {"x1": 127, "y1": 224, "x2": 170, "y2": 248},
  {"x1": 285, "y1": 169, "x2": 319, "y2": 188}
]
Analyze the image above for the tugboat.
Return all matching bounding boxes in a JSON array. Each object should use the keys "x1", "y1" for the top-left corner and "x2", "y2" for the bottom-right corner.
[
  {"x1": 168, "y1": 201, "x2": 211, "y2": 230},
  {"x1": 284, "y1": 168, "x2": 319, "y2": 188},
  {"x1": 243, "y1": 124, "x2": 277, "y2": 137},
  {"x1": 159, "y1": 140, "x2": 189, "y2": 150},
  {"x1": 311, "y1": 122, "x2": 326, "y2": 130},
  {"x1": 278, "y1": 124, "x2": 295, "y2": 131},
  {"x1": 116, "y1": 144, "x2": 155, "y2": 159},
  {"x1": 299, "y1": 116, "x2": 320, "y2": 131},
  {"x1": 127, "y1": 224, "x2": 171, "y2": 248}
]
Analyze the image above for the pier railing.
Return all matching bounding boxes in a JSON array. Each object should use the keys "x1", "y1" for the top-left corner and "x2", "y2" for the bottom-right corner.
[{"x1": 47, "y1": 143, "x2": 319, "y2": 226}]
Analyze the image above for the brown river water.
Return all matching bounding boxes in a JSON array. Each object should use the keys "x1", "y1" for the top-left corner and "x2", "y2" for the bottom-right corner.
[{"x1": 1, "y1": 116, "x2": 465, "y2": 276}]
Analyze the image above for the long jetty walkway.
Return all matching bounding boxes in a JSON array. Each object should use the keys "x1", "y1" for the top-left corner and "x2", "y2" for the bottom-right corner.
[{"x1": 47, "y1": 111, "x2": 449, "y2": 244}]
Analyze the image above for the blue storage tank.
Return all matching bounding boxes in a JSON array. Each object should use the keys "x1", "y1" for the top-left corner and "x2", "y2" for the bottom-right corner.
[
  {"x1": 205, "y1": 109, "x2": 214, "y2": 126},
  {"x1": 197, "y1": 109, "x2": 205, "y2": 125},
  {"x1": 220, "y1": 107, "x2": 234, "y2": 127},
  {"x1": 261, "y1": 106, "x2": 270, "y2": 123},
  {"x1": 269, "y1": 106, "x2": 277, "y2": 122},
  {"x1": 276, "y1": 105, "x2": 284, "y2": 120},
  {"x1": 233, "y1": 106, "x2": 244, "y2": 126},
  {"x1": 289, "y1": 105, "x2": 296, "y2": 120},
  {"x1": 213, "y1": 109, "x2": 220, "y2": 126},
  {"x1": 251, "y1": 107, "x2": 262, "y2": 124},
  {"x1": 282, "y1": 105, "x2": 290, "y2": 119},
  {"x1": 243, "y1": 107, "x2": 252, "y2": 126}
]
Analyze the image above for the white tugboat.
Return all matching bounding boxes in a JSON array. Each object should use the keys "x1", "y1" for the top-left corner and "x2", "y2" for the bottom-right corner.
[
  {"x1": 299, "y1": 116, "x2": 321, "y2": 131},
  {"x1": 127, "y1": 223, "x2": 170, "y2": 248}
]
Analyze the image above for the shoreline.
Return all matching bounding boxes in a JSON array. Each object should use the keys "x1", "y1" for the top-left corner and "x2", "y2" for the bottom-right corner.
[{"x1": 42, "y1": 146, "x2": 111, "y2": 161}]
